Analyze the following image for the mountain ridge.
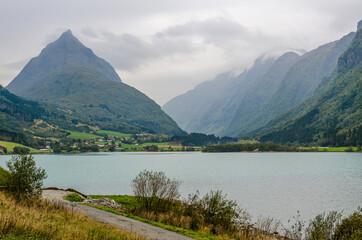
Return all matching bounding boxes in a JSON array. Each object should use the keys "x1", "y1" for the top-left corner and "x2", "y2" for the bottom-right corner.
[{"x1": 6, "y1": 30, "x2": 185, "y2": 136}]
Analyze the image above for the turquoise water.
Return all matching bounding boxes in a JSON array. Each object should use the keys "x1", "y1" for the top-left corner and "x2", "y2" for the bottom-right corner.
[{"x1": 1, "y1": 152, "x2": 361, "y2": 223}]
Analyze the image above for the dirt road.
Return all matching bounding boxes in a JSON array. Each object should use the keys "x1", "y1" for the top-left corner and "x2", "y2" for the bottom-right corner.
[{"x1": 42, "y1": 189, "x2": 194, "y2": 240}]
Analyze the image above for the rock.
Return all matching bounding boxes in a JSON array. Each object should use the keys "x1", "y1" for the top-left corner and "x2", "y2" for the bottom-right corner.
[{"x1": 83, "y1": 198, "x2": 122, "y2": 210}]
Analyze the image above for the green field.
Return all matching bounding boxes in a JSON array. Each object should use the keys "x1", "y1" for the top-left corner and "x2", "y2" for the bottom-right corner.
[
  {"x1": 96, "y1": 130, "x2": 132, "y2": 138},
  {"x1": 0, "y1": 140, "x2": 36, "y2": 152},
  {"x1": 141, "y1": 142, "x2": 170, "y2": 146},
  {"x1": 66, "y1": 130, "x2": 101, "y2": 140},
  {"x1": 300, "y1": 147, "x2": 360, "y2": 152}
]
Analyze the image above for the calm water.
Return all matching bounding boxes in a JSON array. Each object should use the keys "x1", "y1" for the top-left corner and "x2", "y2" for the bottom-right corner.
[{"x1": 1, "y1": 152, "x2": 361, "y2": 223}]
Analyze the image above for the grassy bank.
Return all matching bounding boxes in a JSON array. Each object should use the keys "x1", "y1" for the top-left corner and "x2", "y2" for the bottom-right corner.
[
  {"x1": 0, "y1": 192, "x2": 143, "y2": 240},
  {"x1": 89, "y1": 195, "x2": 273, "y2": 240},
  {"x1": 0, "y1": 140, "x2": 36, "y2": 152}
]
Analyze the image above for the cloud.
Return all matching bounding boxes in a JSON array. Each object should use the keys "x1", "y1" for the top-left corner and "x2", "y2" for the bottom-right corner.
[
  {"x1": 82, "y1": 29, "x2": 201, "y2": 70},
  {"x1": 82, "y1": 18, "x2": 275, "y2": 71},
  {"x1": 0, "y1": 0, "x2": 361, "y2": 104}
]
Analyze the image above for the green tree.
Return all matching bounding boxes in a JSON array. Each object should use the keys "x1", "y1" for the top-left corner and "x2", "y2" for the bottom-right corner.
[
  {"x1": 13, "y1": 146, "x2": 30, "y2": 154},
  {"x1": 333, "y1": 207, "x2": 362, "y2": 240},
  {"x1": 199, "y1": 190, "x2": 249, "y2": 231},
  {"x1": 6, "y1": 154, "x2": 47, "y2": 199},
  {"x1": 132, "y1": 170, "x2": 181, "y2": 212},
  {"x1": 305, "y1": 211, "x2": 342, "y2": 240}
]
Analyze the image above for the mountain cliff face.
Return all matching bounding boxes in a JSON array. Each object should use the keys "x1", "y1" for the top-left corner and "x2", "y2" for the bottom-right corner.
[
  {"x1": 255, "y1": 27, "x2": 362, "y2": 146},
  {"x1": 163, "y1": 56, "x2": 276, "y2": 135},
  {"x1": 6, "y1": 30, "x2": 185, "y2": 136},
  {"x1": 164, "y1": 28, "x2": 356, "y2": 137}
]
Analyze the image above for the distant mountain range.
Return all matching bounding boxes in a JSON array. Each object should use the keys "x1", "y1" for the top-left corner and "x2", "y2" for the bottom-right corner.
[
  {"x1": 255, "y1": 26, "x2": 362, "y2": 146},
  {"x1": 5, "y1": 30, "x2": 185, "y2": 136},
  {"x1": 164, "y1": 20, "x2": 361, "y2": 146}
]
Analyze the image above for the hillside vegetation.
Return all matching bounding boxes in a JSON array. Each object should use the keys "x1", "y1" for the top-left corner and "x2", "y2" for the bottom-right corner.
[
  {"x1": 0, "y1": 191, "x2": 143, "y2": 240},
  {"x1": 256, "y1": 28, "x2": 362, "y2": 146},
  {"x1": 164, "y1": 28, "x2": 356, "y2": 138},
  {"x1": 6, "y1": 30, "x2": 185, "y2": 136}
]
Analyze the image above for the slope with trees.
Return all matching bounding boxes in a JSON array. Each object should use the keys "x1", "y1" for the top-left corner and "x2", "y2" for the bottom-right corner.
[
  {"x1": 6, "y1": 30, "x2": 185, "y2": 136},
  {"x1": 256, "y1": 26, "x2": 362, "y2": 146}
]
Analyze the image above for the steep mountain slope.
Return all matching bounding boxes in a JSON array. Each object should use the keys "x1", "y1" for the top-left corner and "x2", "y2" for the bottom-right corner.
[
  {"x1": 221, "y1": 52, "x2": 300, "y2": 136},
  {"x1": 7, "y1": 30, "x2": 121, "y2": 94},
  {"x1": 163, "y1": 56, "x2": 276, "y2": 134},
  {"x1": 165, "y1": 28, "x2": 356, "y2": 137},
  {"x1": 6, "y1": 30, "x2": 185, "y2": 136},
  {"x1": 0, "y1": 85, "x2": 68, "y2": 144},
  {"x1": 225, "y1": 31, "x2": 356, "y2": 137},
  {"x1": 256, "y1": 27, "x2": 362, "y2": 146}
]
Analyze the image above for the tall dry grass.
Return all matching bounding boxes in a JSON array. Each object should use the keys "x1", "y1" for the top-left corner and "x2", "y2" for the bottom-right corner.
[{"x1": 0, "y1": 191, "x2": 144, "y2": 240}]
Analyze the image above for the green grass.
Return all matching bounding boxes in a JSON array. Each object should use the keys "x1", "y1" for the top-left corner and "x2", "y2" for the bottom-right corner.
[
  {"x1": 91, "y1": 195, "x2": 140, "y2": 208},
  {"x1": 141, "y1": 142, "x2": 170, "y2": 146},
  {"x1": 96, "y1": 130, "x2": 132, "y2": 138},
  {"x1": 66, "y1": 130, "x2": 101, "y2": 140},
  {"x1": 0, "y1": 192, "x2": 143, "y2": 240},
  {"x1": 65, "y1": 193, "x2": 83, "y2": 202},
  {"x1": 0, "y1": 140, "x2": 36, "y2": 152},
  {"x1": 300, "y1": 147, "x2": 359, "y2": 152},
  {"x1": 83, "y1": 204, "x2": 218, "y2": 240}
]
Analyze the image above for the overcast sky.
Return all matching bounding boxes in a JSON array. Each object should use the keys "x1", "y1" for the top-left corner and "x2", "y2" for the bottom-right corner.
[{"x1": 0, "y1": 0, "x2": 361, "y2": 105}]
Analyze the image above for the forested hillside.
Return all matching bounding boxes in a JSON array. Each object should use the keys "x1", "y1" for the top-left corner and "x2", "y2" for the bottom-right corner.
[
  {"x1": 256, "y1": 27, "x2": 361, "y2": 146},
  {"x1": 6, "y1": 30, "x2": 185, "y2": 136}
]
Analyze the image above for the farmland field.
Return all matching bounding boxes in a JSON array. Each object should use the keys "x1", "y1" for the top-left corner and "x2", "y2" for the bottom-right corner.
[
  {"x1": 0, "y1": 140, "x2": 36, "y2": 152},
  {"x1": 96, "y1": 130, "x2": 132, "y2": 138},
  {"x1": 66, "y1": 131, "x2": 101, "y2": 140}
]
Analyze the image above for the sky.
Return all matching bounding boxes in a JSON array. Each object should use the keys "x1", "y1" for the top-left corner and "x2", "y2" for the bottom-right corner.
[{"x1": 0, "y1": 0, "x2": 361, "y2": 105}]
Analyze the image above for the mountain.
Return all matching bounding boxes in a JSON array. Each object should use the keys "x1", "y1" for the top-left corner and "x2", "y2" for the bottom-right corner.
[
  {"x1": 254, "y1": 25, "x2": 362, "y2": 146},
  {"x1": 221, "y1": 51, "x2": 300, "y2": 136},
  {"x1": 163, "y1": 55, "x2": 276, "y2": 135},
  {"x1": 164, "y1": 27, "x2": 356, "y2": 137},
  {"x1": 0, "y1": 85, "x2": 68, "y2": 145},
  {"x1": 6, "y1": 30, "x2": 185, "y2": 136}
]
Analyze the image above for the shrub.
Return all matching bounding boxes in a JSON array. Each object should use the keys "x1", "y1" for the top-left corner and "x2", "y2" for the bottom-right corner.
[
  {"x1": 305, "y1": 211, "x2": 342, "y2": 240},
  {"x1": 13, "y1": 146, "x2": 30, "y2": 154},
  {"x1": 198, "y1": 190, "x2": 247, "y2": 231},
  {"x1": 131, "y1": 170, "x2": 181, "y2": 212},
  {"x1": 109, "y1": 146, "x2": 116, "y2": 152},
  {"x1": 345, "y1": 147, "x2": 354, "y2": 152},
  {"x1": 0, "y1": 166, "x2": 10, "y2": 186},
  {"x1": 65, "y1": 193, "x2": 84, "y2": 202},
  {"x1": 282, "y1": 211, "x2": 305, "y2": 240},
  {"x1": 5, "y1": 154, "x2": 47, "y2": 199},
  {"x1": 333, "y1": 207, "x2": 362, "y2": 240}
]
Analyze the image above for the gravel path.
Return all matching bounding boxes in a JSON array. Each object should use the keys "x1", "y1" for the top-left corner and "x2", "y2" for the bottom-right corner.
[{"x1": 42, "y1": 189, "x2": 194, "y2": 240}]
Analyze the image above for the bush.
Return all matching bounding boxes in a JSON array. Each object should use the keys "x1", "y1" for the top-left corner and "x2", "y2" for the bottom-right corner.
[
  {"x1": 282, "y1": 211, "x2": 305, "y2": 240},
  {"x1": 345, "y1": 147, "x2": 354, "y2": 152},
  {"x1": 5, "y1": 154, "x2": 47, "y2": 199},
  {"x1": 65, "y1": 193, "x2": 84, "y2": 202},
  {"x1": 0, "y1": 167, "x2": 10, "y2": 186},
  {"x1": 333, "y1": 207, "x2": 362, "y2": 240},
  {"x1": 305, "y1": 211, "x2": 342, "y2": 240},
  {"x1": 144, "y1": 145, "x2": 158, "y2": 152},
  {"x1": 131, "y1": 170, "x2": 181, "y2": 212},
  {"x1": 13, "y1": 146, "x2": 30, "y2": 154},
  {"x1": 198, "y1": 190, "x2": 248, "y2": 231},
  {"x1": 109, "y1": 146, "x2": 116, "y2": 152}
]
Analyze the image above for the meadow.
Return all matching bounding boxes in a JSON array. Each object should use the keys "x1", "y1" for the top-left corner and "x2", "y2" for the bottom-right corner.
[{"x1": 0, "y1": 192, "x2": 143, "y2": 240}]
